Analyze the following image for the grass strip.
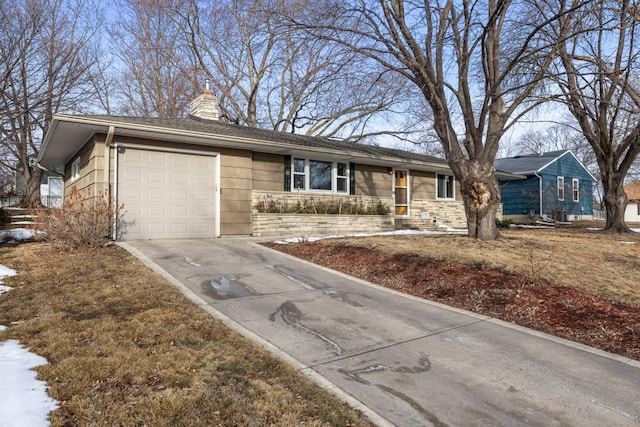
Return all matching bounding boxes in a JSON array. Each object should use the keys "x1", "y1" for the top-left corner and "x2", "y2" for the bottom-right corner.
[{"x1": 0, "y1": 243, "x2": 370, "y2": 427}]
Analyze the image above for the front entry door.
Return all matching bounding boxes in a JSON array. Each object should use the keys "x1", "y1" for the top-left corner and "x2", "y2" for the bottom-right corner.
[{"x1": 394, "y1": 170, "x2": 409, "y2": 216}]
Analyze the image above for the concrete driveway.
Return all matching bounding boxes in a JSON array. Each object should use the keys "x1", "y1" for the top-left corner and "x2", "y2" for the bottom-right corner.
[{"x1": 122, "y1": 238, "x2": 640, "y2": 427}]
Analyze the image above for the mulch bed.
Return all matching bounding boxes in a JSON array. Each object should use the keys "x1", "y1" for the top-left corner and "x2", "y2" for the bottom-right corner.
[{"x1": 265, "y1": 241, "x2": 640, "y2": 361}]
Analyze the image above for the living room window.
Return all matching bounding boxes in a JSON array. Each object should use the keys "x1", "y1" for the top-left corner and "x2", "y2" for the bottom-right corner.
[
  {"x1": 572, "y1": 178, "x2": 579, "y2": 202},
  {"x1": 292, "y1": 158, "x2": 349, "y2": 193},
  {"x1": 436, "y1": 174, "x2": 455, "y2": 200}
]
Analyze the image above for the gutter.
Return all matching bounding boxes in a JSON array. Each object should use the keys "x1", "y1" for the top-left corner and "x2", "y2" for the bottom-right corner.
[
  {"x1": 51, "y1": 115, "x2": 450, "y2": 172},
  {"x1": 36, "y1": 162, "x2": 64, "y2": 177}
]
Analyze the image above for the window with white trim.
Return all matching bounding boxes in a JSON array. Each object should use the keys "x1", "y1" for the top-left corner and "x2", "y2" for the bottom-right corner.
[
  {"x1": 557, "y1": 176, "x2": 565, "y2": 201},
  {"x1": 293, "y1": 158, "x2": 306, "y2": 190},
  {"x1": 71, "y1": 157, "x2": 81, "y2": 181},
  {"x1": 336, "y1": 162, "x2": 348, "y2": 193},
  {"x1": 572, "y1": 178, "x2": 579, "y2": 202},
  {"x1": 291, "y1": 158, "x2": 349, "y2": 193},
  {"x1": 436, "y1": 174, "x2": 455, "y2": 199}
]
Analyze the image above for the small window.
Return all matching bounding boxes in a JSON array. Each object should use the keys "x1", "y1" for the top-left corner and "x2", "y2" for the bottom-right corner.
[
  {"x1": 557, "y1": 176, "x2": 565, "y2": 201},
  {"x1": 71, "y1": 157, "x2": 81, "y2": 181},
  {"x1": 293, "y1": 158, "x2": 305, "y2": 190},
  {"x1": 336, "y1": 162, "x2": 348, "y2": 193},
  {"x1": 572, "y1": 178, "x2": 579, "y2": 202},
  {"x1": 437, "y1": 174, "x2": 455, "y2": 199}
]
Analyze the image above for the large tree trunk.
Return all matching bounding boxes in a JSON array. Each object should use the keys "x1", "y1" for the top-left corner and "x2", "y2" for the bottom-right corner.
[
  {"x1": 455, "y1": 160, "x2": 501, "y2": 240},
  {"x1": 602, "y1": 177, "x2": 631, "y2": 233}
]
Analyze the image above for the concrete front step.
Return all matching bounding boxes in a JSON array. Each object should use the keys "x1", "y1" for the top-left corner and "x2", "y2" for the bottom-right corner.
[{"x1": 0, "y1": 207, "x2": 38, "y2": 230}]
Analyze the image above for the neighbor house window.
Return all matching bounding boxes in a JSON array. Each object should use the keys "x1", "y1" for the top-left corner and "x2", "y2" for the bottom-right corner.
[
  {"x1": 71, "y1": 157, "x2": 81, "y2": 181},
  {"x1": 437, "y1": 174, "x2": 455, "y2": 199},
  {"x1": 291, "y1": 158, "x2": 349, "y2": 193},
  {"x1": 557, "y1": 176, "x2": 565, "y2": 201},
  {"x1": 572, "y1": 178, "x2": 579, "y2": 202}
]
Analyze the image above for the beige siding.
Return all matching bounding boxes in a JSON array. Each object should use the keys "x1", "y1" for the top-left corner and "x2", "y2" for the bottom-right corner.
[
  {"x1": 354, "y1": 164, "x2": 392, "y2": 197},
  {"x1": 410, "y1": 170, "x2": 436, "y2": 200},
  {"x1": 253, "y1": 152, "x2": 283, "y2": 191},
  {"x1": 220, "y1": 148, "x2": 252, "y2": 235},
  {"x1": 64, "y1": 135, "x2": 105, "y2": 201}
]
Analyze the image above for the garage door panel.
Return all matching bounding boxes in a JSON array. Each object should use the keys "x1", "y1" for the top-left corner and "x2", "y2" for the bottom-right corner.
[
  {"x1": 118, "y1": 148, "x2": 217, "y2": 240},
  {"x1": 172, "y1": 172, "x2": 188, "y2": 184}
]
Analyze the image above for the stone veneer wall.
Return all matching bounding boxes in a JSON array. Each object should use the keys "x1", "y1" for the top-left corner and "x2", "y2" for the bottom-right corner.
[
  {"x1": 252, "y1": 190, "x2": 394, "y2": 236},
  {"x1": 407, "y1": 200, "x2": 468, "y2": 229},
  {"x1": 252, "y1": 213, "x2": 395, "y2": 237}
]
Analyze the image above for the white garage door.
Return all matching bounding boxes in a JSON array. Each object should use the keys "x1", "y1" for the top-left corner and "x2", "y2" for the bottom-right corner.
[{"x1": 117, "y1": 148, "x2": 217, "y2": 240}]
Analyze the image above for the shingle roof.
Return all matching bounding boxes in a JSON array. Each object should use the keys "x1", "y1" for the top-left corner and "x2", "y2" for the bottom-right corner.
[
  {"x1": 625, "y1": 180, "x2": 640, "y2": 201},
  {"x1": 494, "y1": 150, "x2": 569, "y2": 174},
  {"x1": 79, "y1": 115, "x2": 447, "y2": 165}
]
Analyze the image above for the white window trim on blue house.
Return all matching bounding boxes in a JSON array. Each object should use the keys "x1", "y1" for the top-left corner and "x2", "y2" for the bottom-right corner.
[
  {"x1": 572, "y1": 178, "x2": 579, "y2": 202},
  {"x1": 557, "y1": 176, "x2": 564, "y2": 201}
]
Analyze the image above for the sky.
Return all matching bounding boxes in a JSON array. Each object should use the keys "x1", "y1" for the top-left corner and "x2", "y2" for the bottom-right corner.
[{"x1": 0, "y1": 253, "x2": 59, "y2": 427}]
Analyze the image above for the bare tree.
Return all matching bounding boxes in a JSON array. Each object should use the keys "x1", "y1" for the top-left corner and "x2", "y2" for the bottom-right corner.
[
  {"x1": 159, "y1": 0, "x2": 417, "y2": 142},
  {"x1": 553, "y1": 0, "x2": 640, "y2": 232},
  {"x1": 109, "y1": 0, "x2": 198, "y2": 117},
  {"x1": 0, "y1": 0, "x2": 100, "y2": 204},
  {"x1": 286, "y1": 0, "x2": 583, "y2": 240}
]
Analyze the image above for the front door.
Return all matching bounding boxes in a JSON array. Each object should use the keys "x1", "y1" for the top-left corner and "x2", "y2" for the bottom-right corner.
[{"x1": 394, "y1": 170, "x2": 409, "y2": 216}]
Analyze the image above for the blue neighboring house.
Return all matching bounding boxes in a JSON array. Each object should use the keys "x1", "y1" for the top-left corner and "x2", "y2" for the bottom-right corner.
[{"x1": 495, "y1": 150, "x2": 595, "y2": 221}]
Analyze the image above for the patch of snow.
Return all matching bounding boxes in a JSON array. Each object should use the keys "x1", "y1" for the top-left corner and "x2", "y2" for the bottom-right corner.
[
  {"x1": 585, "y1": 227, "x2": 602, "y2": 231},
  {"x1": 618, "y1": 241, "x2": 636, "y2": 244},
  {"x1": 272, "y1": 228, "x2": 467, "y2": 244},
  {"x1": 0, "y1": 264, "x2": 17, "y2": 279},
  {"x1": 0, "y1": 325, "x2": 6, "y2": 331},
  {"x1": 632, "y1": 228, "x2": 640, "y2": 233},
  {"x1": 0, "y1": 340, "x2": 59, "y2": 427},
  {"x1": 512, "y1": 224, "x2": 555, "y2": 229},
  {"x1": 0, "y1": 264, "x2": 17, "y2": 296},
  {"x1": 0, "y1": 228, "x2": 38, "y2": 242}
]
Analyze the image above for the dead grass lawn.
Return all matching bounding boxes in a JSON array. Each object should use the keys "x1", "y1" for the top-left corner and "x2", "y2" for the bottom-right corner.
[
  {"x1": 0, "y1": 243, "x2": 371, "y2": 427},
  {"x1": 334, "y1": 227, "x2": 640, "y2": 306}
]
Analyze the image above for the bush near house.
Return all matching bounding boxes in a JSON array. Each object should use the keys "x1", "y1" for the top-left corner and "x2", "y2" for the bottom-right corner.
[
  {"x1": 256, "y1": 196, "x2": 390, "y2": 216},
  {"x1": 29, "y1": 187, "x2": 122, "y2": 249}
]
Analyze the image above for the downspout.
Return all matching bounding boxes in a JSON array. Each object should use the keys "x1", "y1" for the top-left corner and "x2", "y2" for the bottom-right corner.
[
  {"x1": 104, "y1": 126, "x2": 115, "y2": 199},
  {"x1": 113, "y1": 143, "x2": 119, "y2": 241},
  {"x1": 534, "y1": 172, "x2": 542, "y2": 217},
  {"x1": 103, "y1": 126, "x2": 115, "y2": 239}
]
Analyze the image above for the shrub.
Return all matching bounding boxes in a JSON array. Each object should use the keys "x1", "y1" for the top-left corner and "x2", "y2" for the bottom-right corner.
[
  {"x1": 255, "y1": 196, "x2": 390, "y2": 215},
  {"x1": 495, "y1": 218, "x2": 513, "y2": 228},
  {"x1": 29, "y1": 187, "x2": 123, "y2": 249}
]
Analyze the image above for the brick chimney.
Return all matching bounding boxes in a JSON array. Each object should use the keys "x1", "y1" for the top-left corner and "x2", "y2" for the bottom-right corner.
[{"x1": 189, "y1": 79, "x2": 219, "y2": 122}]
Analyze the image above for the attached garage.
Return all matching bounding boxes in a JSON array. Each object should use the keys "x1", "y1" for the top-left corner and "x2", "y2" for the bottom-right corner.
[{"x1": 116, "y1": 145, "x2": 219, "y2": 240}]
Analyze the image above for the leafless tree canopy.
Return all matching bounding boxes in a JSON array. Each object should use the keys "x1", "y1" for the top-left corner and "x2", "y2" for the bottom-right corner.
[
  {"x1": 284, "y1": 0, "x2": 585, "y2": 239},
  {"x1": 0, "y1": 0, "x2": 100, "y2": 203},
  {"x1": 551, "y1": 0, "x2": 640, "y2": 231}
]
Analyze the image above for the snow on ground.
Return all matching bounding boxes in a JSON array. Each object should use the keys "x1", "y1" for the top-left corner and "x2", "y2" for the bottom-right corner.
[
  {"x1": 0, "y1": 228, "x2": 37, "y2": 242},
  {"x1": 0, "y1": 263, "x2": 59, "y2": 426},
  {"x1": 272, "y1": 228, "x2": 467, "y2": 244},
  {"x1": 0, "y1": 341, "x2": 59, "y2": 427},
  {"x1": 586, "y1": 227, "x2": 640, "y2": 233}
]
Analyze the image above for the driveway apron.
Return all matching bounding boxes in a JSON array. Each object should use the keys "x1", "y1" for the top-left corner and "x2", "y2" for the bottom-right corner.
[{"x1": 123, "y1": 238, "x2": 640, "y2": 427}]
